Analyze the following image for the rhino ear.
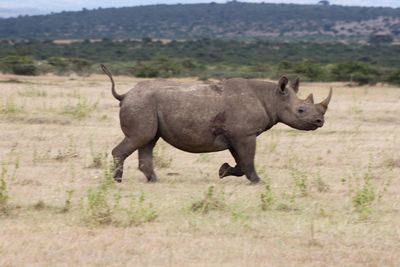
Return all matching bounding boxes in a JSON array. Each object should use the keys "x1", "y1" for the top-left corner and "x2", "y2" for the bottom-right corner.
[
  {"x1": 291, "y1": 77, "x2": 300, "y2": 94},
  {"x1": 278, "y1": 76, "x2": 289, "y2": 94}
]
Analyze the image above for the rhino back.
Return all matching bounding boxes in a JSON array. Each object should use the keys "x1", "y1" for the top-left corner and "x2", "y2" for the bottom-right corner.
[{"x1": 152, "y1": 81, "x2": 268, "y2": 152}]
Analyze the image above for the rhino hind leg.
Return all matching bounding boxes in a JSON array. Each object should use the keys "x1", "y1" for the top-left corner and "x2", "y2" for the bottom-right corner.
[
  {"x1": 230, "y1": 136, "x2": 261, "y2": 184},
  {"x1": 219, "y1": 163, "x2": 244, "y2": 178},
  {"x1": 138, "y1": 138, "x2": 159, "y2": 183},
  {"x1": 112, "y1": 137, "x2": 138, "y2": 182},
  {"x1": 219, "y1": 148, "x2": 245, "y2": 178}
]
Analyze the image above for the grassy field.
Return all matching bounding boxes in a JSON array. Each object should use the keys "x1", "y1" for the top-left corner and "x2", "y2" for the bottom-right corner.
[{"x1": 0, "y1": 73, "x2": 399, "y2": 266}]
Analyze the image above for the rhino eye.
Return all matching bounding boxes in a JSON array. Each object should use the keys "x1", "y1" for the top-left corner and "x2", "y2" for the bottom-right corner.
[{"x1": 298, "y1": 107, "x2": 305, "y2": 114}]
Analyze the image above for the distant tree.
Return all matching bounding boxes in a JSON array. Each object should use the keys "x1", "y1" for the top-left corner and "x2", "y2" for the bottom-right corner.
[
  {"x1": 1, "y1": 56, "x2": 38, "y2": 76},
  {"x1": 318, "y1": 1, "x2": 330, "y2": 5},
  {"x1": 141, "y1": 37, "x2": 152, "y2": 43},
  {"x1": 368, "y1": 34, "x2": 394, "y2": 45},
  {"x1": 386, "y1": 69, "x2": 400, "y2": 85},
  {"x1": 294, "y1": 59, "x2": 324, "y2": 81},
  {"x1": 331, "y1": 61, "x2": 380, "y2": 85}
]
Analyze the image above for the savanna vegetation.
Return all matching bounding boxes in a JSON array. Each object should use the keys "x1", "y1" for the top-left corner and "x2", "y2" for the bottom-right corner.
[
  {"x1": 1, "y1": 2, "x2": 399, "y2": 266},
  {"x1": 1, "y1": 39, "x2": 400, "y2": 85},
  {"x1": 0, "y1": 74, "x2": 399, "y2": 266}
]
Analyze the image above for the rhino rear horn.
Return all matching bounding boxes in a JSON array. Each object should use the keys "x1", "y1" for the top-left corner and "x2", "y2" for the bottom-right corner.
[{"x1": 305, "y1": 93, "x2": 314, "y2": 104}]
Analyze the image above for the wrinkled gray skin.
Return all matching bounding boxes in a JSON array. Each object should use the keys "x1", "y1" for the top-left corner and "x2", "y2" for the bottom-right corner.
[{"x1": 101, "y1": 64, "x2": 332, "y2": 184}]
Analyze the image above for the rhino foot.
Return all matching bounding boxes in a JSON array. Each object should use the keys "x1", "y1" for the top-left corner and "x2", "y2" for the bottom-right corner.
[
  {"x1": 114, "y1": 170, "x2": 123, "y2": 183},
  {"x1": 146, "y1": 175, "x2": 158, "y2": 183},
  {"x1": 249, "y1": 178, "x2": 261, "y2": 185},
  {"x1": 219, "y1": 163, "x2": 231, "y2": 179}
]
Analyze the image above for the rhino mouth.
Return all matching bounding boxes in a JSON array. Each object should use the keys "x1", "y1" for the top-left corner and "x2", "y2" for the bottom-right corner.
[{"x1": 302, "y1": 120, "x2": 322, "y2": 130}]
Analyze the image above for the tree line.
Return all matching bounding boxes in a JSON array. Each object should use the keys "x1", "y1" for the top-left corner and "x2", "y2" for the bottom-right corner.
[{"x1": 0, "y1": 39, "x2": 399, "y2": 85}]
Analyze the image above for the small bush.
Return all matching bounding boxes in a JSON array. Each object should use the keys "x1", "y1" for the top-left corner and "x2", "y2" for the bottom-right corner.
[
  {"x1": 53, "y1": 138, "x2": 78, "y2": 161},
  {"x1": 47, "y1": 57, "x2": 71, "y2": 75},
  {"x1": 352, "y1": 161, "x2": 376, "y2": 217},
  {"x1": 0, "y1": 176, "x2": 9, "y2": 214},
  {"x1": 1, "y1": 56, "x2": 38, "y2": 76},
  {"x1": 0, "y1": 158, "x2": 18, "y2": 214},
  {"x1": 331, "y1": 61, "x2": 380, "y2": 85},
  {"x1": 386, "y1": 69, "x2": 400, "y2": 85},
  {"x1": 83, "y1": 162, "x2": 157, "y2": 227},
  {"x1": 191, "y1": 185, "x2": 226, "y2": 214},
  {"x1": 84, "y1": 174, "x2": 114, "y2": 226},
  {"x1": 124, "y1": 193, "x2": 158, "y2": 226},
  {"x1": 12, "y1": 64, "x2": 38, "y2": 75},
  {"x1": 291, "y1": 168, "x2": 309, "y2": 197},
  {"x1": 314, "y1": 172, "x2": 329, "y2": 193},
  {"x1": 0, "y1": 98, "x2": 25, "y2": 115},
  {"x1": 294, "y1": 59, "x2": 325, "y2": 81},
  {"x1": 60, "y1": 98, "x2": 97, "y2": 119}
]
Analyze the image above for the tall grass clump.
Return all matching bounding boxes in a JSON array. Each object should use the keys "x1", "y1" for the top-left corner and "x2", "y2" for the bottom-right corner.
[
  {"x1": 191, "y1": 185, "x2": 227, "y2": 214},
  {"x1": 0, "y1": 98, "x2": 25, "y2": 115},
  {"x1": 291, "y1": 167, "x2": 310, "y2": 197},
  {"x1": 82, "y1": 161, "x2": 157, "y2": 226},
  {"x1": 18, "y1": 88, "x2": 47, "y2": 97},
  {"x1": 352, "y1": 160, "x2": 376, "y2": 218},
  {"x1": 123, "y1": 193, "x2": 158, "y2": 226},
  {"x1": 83, "y1": 166, "x2": 114, "y2": 226},
  {"x1": 0, "y1": 174, "x2": 9, "y2": 214},
  {"x1": 0, "y1": 153, "x2": 20, "y2": 214},
  {"x1": 260, "y1": 178, "x2": 275, "y2": 211},
  {"x1": 61, "y1": 97, "x2": 97, "y2": 119}
]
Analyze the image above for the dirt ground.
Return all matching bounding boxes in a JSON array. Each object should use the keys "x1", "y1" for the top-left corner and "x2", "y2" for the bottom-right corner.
[{"x1": 0, "y1": 73, "x2": 399, "y2": 266}]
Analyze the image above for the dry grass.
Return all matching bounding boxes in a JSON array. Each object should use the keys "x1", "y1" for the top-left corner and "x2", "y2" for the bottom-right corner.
[{"x1": 0, "y1": 74, "x2": 399, "y2": 266}]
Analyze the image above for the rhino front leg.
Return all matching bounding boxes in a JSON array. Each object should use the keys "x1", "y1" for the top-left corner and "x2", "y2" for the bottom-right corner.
[
  {"x1": 138, "y1": 138, "x2": 159, "y2": 183},
  {"x1": 219, "y1": 148, "x2": 244, "y2": 178},
  {"x1": 230, "y1": 136, "x2": 261, "y2": 184},
  {"x1": 112, "y1": 137, "x2": 138, "y2": 183}
]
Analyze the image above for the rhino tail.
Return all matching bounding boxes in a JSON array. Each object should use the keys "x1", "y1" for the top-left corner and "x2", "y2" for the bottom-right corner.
[{"x1": 101, "y1": 64, "x2": 125, "y2": 101}]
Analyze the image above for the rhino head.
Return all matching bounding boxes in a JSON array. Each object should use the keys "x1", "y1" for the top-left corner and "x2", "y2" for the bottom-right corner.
[{"x1": 275, "y1": 76, "x2": 332, "y2": 131}]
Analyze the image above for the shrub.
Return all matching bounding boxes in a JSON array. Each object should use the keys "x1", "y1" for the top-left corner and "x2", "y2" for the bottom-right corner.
[
  {"x1": 1, "y1": 56, "x2": 38, "y2": 76},
  {"x1": 69, "y1": 58, "x2": 92, "y2": 75},
  {"x1": 294, "y1": 59, "x2": 325, "y2": 81},
  {"x1": 85, "y1": 175, "x2": 114, "y2": 225},
  {"x1": 352, "y1": 161, "x2": 376, "y2": 217},
  {"x1": 0, "y1": 98, "x2": 25, "y2": 115},
  {"x1": 386, "y1": 69, "x2": 400, "y2": 85},
  {"x1": 330, "y1": 61, "x2": 380, "y2": 85},
  {"x1": 124, "y1": 193, "x2": 158, "y2": 226},
  {"x1": 368, "y1": 34, "x2": 393, "y2": 45}
]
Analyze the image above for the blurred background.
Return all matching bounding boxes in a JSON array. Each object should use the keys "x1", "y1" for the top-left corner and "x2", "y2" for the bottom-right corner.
[{"x1": 0, "y1": 0, "x2": 399, "y2": 85}]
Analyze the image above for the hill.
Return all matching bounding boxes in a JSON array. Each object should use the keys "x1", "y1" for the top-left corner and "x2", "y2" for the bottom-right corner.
[{"x1": 0, "y1": 2, "x2": 400, "y2": 41}]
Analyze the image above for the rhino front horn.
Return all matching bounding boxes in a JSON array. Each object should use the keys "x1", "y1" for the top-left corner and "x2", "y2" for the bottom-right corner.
[{"x1": 319, "y1": 87, "x2": 332, "y2": 111}]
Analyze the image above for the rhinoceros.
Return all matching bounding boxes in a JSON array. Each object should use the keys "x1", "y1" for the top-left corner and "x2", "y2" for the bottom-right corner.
[{"x1": 101, "y1": 64, "x2": 332, "y2": 184}]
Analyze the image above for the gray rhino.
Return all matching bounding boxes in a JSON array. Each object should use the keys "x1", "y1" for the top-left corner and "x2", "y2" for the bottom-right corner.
[{"x1": 101, "y1": 65, "x2": 332, "y2": 184}]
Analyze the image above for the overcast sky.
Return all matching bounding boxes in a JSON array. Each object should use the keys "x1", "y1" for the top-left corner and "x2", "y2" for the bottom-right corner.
[{"x1": 0, "y1": 0, "x2": 399, "y2": 18}]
